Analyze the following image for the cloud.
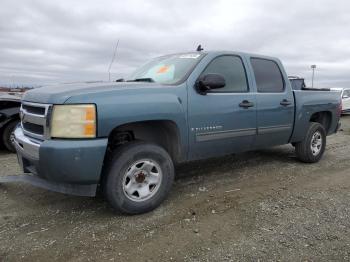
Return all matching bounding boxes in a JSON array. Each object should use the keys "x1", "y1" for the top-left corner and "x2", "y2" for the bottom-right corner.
[{"x1": 1, "y1": 0, "x2": 350, "y2": 87}]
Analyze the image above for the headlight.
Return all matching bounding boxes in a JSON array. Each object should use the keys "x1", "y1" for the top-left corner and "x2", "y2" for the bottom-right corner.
[{"x1": 51, "y1": 104, "x2": 96, "y2": 138}]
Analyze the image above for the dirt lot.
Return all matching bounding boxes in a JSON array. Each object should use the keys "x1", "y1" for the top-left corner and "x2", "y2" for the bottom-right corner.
[{"x1": 1, "y1": 116, "x2": 350, "y2": 262}]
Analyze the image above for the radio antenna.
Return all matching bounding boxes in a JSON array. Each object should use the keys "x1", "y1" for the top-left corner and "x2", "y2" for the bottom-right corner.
[
  {"x1": 196, "y1": 44, "x2": 203, "y2": 52},
  {"x1": 108, "y1": 39, "x2": 120, "y2": 81}
]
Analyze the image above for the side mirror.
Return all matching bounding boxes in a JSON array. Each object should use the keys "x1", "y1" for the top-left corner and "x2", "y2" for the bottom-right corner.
[
  {"x1": 343, "y1": 95, "x2": 349, "y2": 99},
  {"x1": 196, "y1": 74, "x2": 226, "y2": 94}
]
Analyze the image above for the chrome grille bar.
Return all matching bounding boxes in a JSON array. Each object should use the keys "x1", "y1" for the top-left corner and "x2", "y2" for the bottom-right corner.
[
  {"x1": 20, "y1": 101, "x2": 52, "y2": 140},
  {"x1": 21, "y1": 111, "x2": 45, "y2": 125}
]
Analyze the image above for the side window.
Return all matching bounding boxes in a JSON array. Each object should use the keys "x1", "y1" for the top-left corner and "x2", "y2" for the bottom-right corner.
[
  {"x1": 201, "y1": 56, "x2": 248, "y2": 92},
  {"x1": 343, "y1": 90, "x2": 350, "y2": 98},
  {"x1": 251, "y1": 58, "x2": 284, "y2": 93}
]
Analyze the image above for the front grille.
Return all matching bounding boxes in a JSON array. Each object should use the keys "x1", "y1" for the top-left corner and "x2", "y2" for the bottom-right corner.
[
  {"x1": 22, "y1": 122, "x2": 44, "y2": 135},
  {"x1": 22, "y1": 104, "x2": 46, "y2": 115},
  {"x1": 21, "y1": 102, "x2": 51, "y2": 140}
]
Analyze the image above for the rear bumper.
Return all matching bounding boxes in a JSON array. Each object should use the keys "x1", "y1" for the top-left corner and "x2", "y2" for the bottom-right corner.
[{"x1": 2, "y1": 127, "x2": 108, "y2": 196}]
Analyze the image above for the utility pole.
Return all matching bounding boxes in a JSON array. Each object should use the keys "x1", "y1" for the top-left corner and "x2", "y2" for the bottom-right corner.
[
  {"x1": 108, "y1": 40, "x2": 120, "y2": 82},
  {"x1": 311, "y1": 64, "x2": 316, "y2": 88}
]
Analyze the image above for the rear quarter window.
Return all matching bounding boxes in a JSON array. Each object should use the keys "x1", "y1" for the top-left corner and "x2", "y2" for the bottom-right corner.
[{"x1": 251, "y1": 58, "x2": 284, "y2": 93}]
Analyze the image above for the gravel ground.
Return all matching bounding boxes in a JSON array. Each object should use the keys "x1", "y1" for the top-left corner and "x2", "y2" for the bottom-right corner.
[{"x1": 1, "y1": 116, "x2": 350, "y2": 261}]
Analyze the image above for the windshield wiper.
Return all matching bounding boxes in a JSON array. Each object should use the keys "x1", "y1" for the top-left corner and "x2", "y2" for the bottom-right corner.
[{"x1": 126, "y1": 78, "x2": 155, "y2": 83}]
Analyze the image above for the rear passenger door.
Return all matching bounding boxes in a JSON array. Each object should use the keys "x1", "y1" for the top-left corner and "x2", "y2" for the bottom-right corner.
[{"x1": 250, "y1": 58, "x2": 295, "y2": 148}]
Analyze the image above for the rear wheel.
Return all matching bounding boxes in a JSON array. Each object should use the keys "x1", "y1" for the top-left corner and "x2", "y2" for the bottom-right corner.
[
  {"x1": 295, "y1": 122, "x2": 326, "y2": 163},
  {"x1": 103, "y1": 141, "x2": 174, "y2": 214},
  {"x1": 2, "y1": 120, "x2": 19, "y2": 153}
]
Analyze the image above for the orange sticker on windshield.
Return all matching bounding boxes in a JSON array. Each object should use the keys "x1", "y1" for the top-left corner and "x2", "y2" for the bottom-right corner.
[{"x1": 157, "y1": 65, "x2": 170, "y2": 74}]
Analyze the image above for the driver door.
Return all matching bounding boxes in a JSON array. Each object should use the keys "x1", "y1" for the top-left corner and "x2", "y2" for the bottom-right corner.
[{"x1": 188, "y1": 55, "x2": 257, "y2": 160}]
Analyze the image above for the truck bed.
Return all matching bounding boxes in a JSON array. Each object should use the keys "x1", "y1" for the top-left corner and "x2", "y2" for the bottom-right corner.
[{"x1": 290, "y1": 89, "x2": 341, "y2": 142}]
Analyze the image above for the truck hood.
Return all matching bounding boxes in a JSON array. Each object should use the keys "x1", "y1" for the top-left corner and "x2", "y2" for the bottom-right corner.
[{"x1": 22, "y1": 81, "x2": 166, "y2": 104}]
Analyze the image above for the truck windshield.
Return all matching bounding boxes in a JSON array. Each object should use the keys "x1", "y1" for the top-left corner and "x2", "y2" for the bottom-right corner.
[{"x1": 127, "y1": 53, "x2": 204, "y2": 84}]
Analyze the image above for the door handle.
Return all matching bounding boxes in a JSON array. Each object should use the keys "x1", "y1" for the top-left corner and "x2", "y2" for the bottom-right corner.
[
  {"x1": 280, "y1": 99, "x2": 292, "y2": 106},
  {"x1": 239, "y1": 100, "x2": 254, "y2": 108}
]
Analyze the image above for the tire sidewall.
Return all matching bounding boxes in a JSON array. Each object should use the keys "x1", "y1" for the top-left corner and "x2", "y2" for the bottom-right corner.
[
  {"x1": 305, "y1": 123, "x2": 326, "y2": 162},
  {"x1": 2, "y1": 120, "x2": 19, "y2": 153},
  {"x1": 105, "y1": 142, "x2": 174, "y2": 214}
]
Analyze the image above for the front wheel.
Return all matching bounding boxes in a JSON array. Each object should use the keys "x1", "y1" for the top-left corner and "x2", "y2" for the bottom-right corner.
[
  {"x1": 295, "y1": 122, "x2": 326, "y2": 163},
  {"x1": 103, "y1": 141, "x2": 174, "y2": 214}
]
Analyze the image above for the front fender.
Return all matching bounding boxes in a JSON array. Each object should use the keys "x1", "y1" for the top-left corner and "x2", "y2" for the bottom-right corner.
[
  {"x1": 65, "y1": 84, "x2": 189, "y2": 159},
  {"x1": 97, "y1": 93, "x2": 186, "y2": 137}
]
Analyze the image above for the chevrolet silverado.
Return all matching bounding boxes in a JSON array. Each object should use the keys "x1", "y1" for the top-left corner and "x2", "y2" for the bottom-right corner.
[{"x1": 1, "y1": 51, "x2": 342, "y2": 214}]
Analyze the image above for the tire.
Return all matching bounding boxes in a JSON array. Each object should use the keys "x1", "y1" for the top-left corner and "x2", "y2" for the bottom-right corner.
[
  {"x1": 295, "y1": 122, "x2": 326, "y2": 163},
  {"x1": 2, "y1": 120, "x2": 19, "y2": 153},
  {"x1": 103, "y1": 141, "x2": 174, "y2": 214}
]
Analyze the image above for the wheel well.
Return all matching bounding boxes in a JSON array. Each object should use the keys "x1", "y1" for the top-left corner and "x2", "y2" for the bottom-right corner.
[
  {"x1": 310, "y1": 111, "x2": 332, "y2": 134},
  {"x1": 1, "y1": 116, "x2": 19, "y2": 134},
  {"x1": 107, "y1": 120, "x2": 182, "y2": 163}
]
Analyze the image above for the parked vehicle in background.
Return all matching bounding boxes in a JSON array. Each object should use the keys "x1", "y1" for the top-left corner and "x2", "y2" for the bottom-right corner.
[
  {"x1": 0, "y1": 94, "x2": 21, "y2": 152},
  {"x1": 2, "y1": 50, "x2": 342, "y2": 214},
  {"x1": 288, "y1": 76, "x2": 306, "y2": 90},
  {"x1": 341, "y1": 88, "x2": 350, "y2": 114},
  {"x1": 330, "y1": 88, "x2": 350, "y2": 115}
]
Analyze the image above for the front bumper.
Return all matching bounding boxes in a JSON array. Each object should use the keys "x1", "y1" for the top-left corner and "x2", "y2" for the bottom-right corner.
[{"x1": 0, "y1": 127, "x2": 108, "y2": 196}]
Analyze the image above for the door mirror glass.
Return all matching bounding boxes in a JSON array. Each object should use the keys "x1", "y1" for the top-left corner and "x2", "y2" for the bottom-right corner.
[{"x1": 196, "y1": 73, "x2": 226, "y2": 94}]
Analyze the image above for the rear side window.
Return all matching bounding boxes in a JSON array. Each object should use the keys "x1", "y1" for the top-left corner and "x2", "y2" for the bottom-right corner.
[
  {"x1": 251, "y1": 58, "x2": 284, "y2": 93},
  {"x1": 201, "y1": 56, "x2": 248, "y2": 92}
]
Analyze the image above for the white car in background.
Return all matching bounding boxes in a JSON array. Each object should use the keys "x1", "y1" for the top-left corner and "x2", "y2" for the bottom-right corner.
[
  {"x1": 341, "y1": 88, "x2": 350, "y2": 114},
  {"x1": 330, "y1": 88, "x2": 350, "y2": 115}
]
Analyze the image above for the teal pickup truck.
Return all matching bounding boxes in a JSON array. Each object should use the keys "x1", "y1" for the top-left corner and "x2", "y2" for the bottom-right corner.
[{"x1": 2, "y1": 51, "x2": 342, "y2": 214}]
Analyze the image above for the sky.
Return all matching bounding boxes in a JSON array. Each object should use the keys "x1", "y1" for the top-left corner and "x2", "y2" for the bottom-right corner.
[{"x1": 1, "y1": 0, "x2": 350, "y2": 88}]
